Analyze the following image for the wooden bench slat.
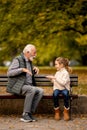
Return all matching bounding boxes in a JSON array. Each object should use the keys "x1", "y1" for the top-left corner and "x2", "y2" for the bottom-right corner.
[
  {"x1": 0, "y1": 74, "x2": 78, "y2": 87},
  {"x1": 0, "y1": 94, "x2": 78, "y2": 99},
  {"x1": 0, "y1": 74, "x2": 78, "y2": 92}
]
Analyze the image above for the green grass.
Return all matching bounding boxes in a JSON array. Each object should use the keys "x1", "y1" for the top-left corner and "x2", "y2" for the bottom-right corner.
[
  {"x1": 0, "y1": 67, "x2": 8, "y2": 74},
  {"x1": 72, "y1": 66, "x2": 87, "y2": 70}
]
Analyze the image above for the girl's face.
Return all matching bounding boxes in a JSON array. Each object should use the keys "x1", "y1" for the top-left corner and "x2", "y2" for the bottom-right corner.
[{"x1": 55, "y1": 60, "x2": 63, "y2": 70}]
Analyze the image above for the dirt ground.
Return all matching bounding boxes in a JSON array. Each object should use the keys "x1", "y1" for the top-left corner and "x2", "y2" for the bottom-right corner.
[{"x1": 0, "y1": 114, "x2": 87, "y2": 130}]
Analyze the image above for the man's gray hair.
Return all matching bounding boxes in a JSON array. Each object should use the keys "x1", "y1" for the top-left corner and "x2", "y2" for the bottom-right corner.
[{"x1": 23, "y1": 44, "x2": 35, "y2": 53}]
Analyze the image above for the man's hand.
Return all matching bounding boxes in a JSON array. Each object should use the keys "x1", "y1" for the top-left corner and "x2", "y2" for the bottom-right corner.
[
  {"x1": 33, "y1": 66, "x2": 39, "y2": 74},
  {"x1": 22, "y1": 68, "x2": 32, "y2": 76}
]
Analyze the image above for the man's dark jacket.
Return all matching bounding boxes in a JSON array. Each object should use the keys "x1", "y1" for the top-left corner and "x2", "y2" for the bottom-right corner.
[{"x1": 7, "y1": 54, "x2": 36, "y2": 95}]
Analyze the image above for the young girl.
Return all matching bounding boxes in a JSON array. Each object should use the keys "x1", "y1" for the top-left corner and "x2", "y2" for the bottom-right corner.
[{"x1": 46, "y1": 57, "x2": 72, "y2": 121}]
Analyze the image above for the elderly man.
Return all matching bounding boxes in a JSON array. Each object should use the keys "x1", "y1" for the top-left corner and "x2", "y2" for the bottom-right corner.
[{"x1": 7, "y1": 44, "x2": 44, "y2": 122}]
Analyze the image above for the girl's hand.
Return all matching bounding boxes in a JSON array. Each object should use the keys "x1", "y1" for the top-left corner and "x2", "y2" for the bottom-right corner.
[{"x1": 46, "y1": 75, "x2": 55, "y2": 80}]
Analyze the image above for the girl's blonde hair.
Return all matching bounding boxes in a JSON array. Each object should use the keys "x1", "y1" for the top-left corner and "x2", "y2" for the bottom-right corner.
[{"x1": 55, "y1": 57, "x2": 72, "y2": 73}]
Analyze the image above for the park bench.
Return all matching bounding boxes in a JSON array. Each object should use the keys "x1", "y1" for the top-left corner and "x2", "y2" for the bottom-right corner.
[{"x1": 0, "y1": 74, "x2": 78, "y2": 119}]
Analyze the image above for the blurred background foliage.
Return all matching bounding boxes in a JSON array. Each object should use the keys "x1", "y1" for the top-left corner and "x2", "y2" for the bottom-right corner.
[{"x1": 0, "y1": 0, "x2": 87, "y2": 66}]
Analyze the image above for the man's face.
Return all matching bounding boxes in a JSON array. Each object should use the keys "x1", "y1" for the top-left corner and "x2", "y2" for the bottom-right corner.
[{"x1": 29, "y1": 48, "x2": 37, "y2": 61}]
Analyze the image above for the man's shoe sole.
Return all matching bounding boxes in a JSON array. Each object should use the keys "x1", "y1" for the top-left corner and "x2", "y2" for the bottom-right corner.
[
  {"x1": 20, "y1": 118, "x2": 32, "y2": 123},
  {"x1": 32, "y1": 119, "x2": 37, "y2": 122}
]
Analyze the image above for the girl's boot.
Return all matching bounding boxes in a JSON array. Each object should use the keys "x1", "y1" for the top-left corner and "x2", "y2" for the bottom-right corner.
[
  {"x1": 63, "y1": 107, "x2": 70, "y2": 121},
  {"x1": 54, "y1": 107, "x2": 60, "y2": 120}
]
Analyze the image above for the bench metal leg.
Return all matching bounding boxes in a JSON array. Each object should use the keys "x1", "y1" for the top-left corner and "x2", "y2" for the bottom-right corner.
[{"x1": 69, "y1": 96, "x2": 73, "y2": 120}]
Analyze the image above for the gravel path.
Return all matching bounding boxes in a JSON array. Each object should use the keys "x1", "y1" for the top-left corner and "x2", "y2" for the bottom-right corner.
[{"x1": 0, "y1": 114, "x2": 87, "y2": 130}]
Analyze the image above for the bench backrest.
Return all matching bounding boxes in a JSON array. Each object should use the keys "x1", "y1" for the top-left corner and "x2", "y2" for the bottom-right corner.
[{"x1": 0, "y1": 74, "x2": 78, "y2": 87}]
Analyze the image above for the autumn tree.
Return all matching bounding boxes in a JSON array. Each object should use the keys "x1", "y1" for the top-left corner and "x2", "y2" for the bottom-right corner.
[{"x1": 0, "y1": 0, "x2": 87, "y2": 65}]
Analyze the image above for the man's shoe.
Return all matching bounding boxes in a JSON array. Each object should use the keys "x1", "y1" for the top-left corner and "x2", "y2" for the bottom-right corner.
[
  {"x1": 20, "y1": 113, "x2": 32, "y2": 122},
  {"x1": 28, "y1": 113, "x2": 37, "y2": 122}
]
